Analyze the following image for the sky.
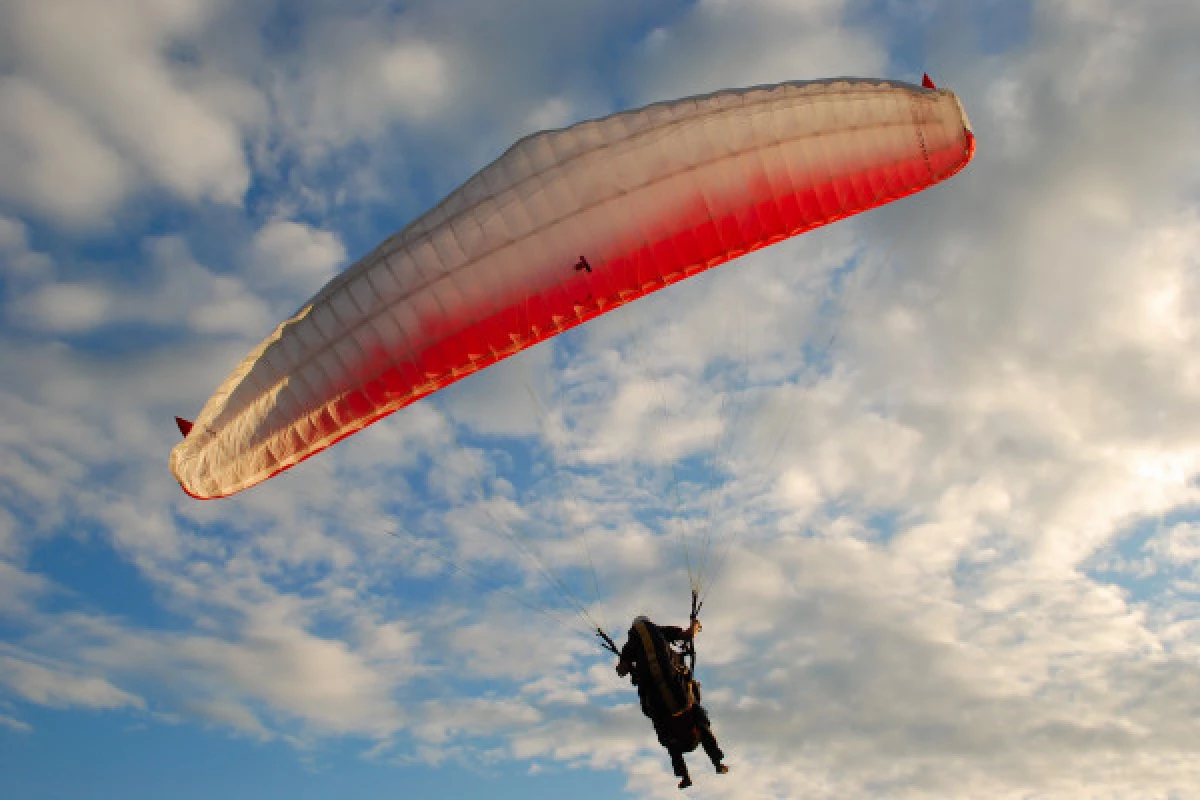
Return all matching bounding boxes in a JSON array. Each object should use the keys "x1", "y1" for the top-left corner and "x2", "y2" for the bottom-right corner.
[{"x1": 1, "y1": 0, "x2": 1199, "y2": 798}]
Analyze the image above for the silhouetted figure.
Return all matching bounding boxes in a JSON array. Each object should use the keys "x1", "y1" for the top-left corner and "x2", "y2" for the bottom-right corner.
[{"x1": 616, "y1": 616, "x2": 729, "y2": 789}]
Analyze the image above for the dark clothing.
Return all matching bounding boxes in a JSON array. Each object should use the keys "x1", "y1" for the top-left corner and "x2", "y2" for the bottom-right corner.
[
  {"x1": 617, "y1": 619, "x2": 725, "y2": 783},
  {"x1": 619, "y1": 621, "x2": 694, "y2": 717},
  {"x1": 653, "y1": 703, "x2": 725, "y2": 779}
]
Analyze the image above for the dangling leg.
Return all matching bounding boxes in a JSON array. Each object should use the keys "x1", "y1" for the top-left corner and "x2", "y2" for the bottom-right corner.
[
  {"x1": 653, "y1": 715, "x2": 692, "y2": 789},
  {"x1": 671, "y1": 748, "x2": 692, "y2": 789},
  {"x1": 691, "y1": 705, "x2": 728, "y2": 773}
]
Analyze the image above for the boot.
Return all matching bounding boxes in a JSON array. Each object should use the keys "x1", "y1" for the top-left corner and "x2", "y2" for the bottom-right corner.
[{"x1": 672, "y1": 751, "x2": 691, "y2": 789}]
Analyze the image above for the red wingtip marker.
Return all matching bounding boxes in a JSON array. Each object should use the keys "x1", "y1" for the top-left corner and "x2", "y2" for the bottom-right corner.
[
  {"x1": 175, "y1": 416, "x2": 194, "y2": 437},
  {"x1": 922, "y1": 73, "x2": 937, "y2": 90}
]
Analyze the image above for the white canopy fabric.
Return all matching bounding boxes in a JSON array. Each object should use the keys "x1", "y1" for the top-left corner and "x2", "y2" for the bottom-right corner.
[{"x1": 171, "y1": 77, "x2": 974, "y2": 499}]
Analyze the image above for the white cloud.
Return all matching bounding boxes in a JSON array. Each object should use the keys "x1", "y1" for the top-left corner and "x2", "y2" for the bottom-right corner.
[
  {"x1": 0, "y1": 561, "x2": 49, "y2": 615},
  {"x1": 0, "y1": 215, "x2": 53, "y2": 278},
  {"x1": 268, "y1": 15, "x2": 453, "y2": 158},
  {"x1": 0, "y1": 654, "x2": 145, "y2": 711},
  {"x1": 630, "y1": 0, "x2": 886, "y2": 103},
  {"x1": 1, "y1": 1, "x2": 1199, "y2": 797},
  {"x1": 5, "y1": 234, "x2": 272, "y2": 338},
  {"x1": 376, "y1": 41, "x2": 450, "y2": 119},
  {"x1": 18, "y1": 282, "x2": 113, "y2": 333},
  {"x1": 523, "y1": 97, "x2": 576, "y2": 132},
  {"x1": 247, "y1": 219, "x2": 346, "y2": 298},
  {"x1": 0, "y1": 77, "x2": 131, "y2": 226},
  {"x1": 4, "y1": 0, "x2": 255, "y2": 209},
  {"x1": 185, "y1": 697, "x2": 272, "y2": 741},
  {"x1": 179, "y1": 623, "x2": 407, "y2": 737},
  {"x1": 1148, "y1": 522, "x2": 1200, "y2": 567},
  {"x1": 0, "y1": 712, "x2": 32, "y2": 734},
  {"x1": 414, "y1": 697, "x2": 541, "y2": 745}
]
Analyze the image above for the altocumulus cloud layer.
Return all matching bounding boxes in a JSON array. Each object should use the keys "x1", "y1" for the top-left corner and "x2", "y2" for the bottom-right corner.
[{"x1": 1, "y1": 1, "x2": 1199, "y2": 798}]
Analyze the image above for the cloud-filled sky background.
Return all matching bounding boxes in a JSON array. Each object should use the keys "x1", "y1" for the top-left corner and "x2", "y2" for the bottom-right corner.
[{"x1": 2, "y1": 1, "x2": 1199, "y2": 797}]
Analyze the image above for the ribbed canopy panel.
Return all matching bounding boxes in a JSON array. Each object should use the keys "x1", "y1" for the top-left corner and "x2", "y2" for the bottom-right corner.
[{"x1": 172, "y1": 77, "x2": 974, "y2": 499}]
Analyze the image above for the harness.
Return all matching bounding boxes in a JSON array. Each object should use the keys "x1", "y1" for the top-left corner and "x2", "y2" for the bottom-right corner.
[
  {"x1": 633, "y1": 618, "x2": 695, "y2": 717},
  {"x1": 597, "y1": 591, "x2": 706, "y2": 721}
]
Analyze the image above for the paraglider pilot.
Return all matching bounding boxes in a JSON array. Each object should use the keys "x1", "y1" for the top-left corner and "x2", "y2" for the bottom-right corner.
[{"x1": 615, "y1": 616, "x2": 729, "y2": 789}]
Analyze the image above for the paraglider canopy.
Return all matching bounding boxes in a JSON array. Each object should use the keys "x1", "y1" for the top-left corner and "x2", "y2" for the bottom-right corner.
[{"x1": 170, "y1": 76, "x2": 974, "y2": 500}]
